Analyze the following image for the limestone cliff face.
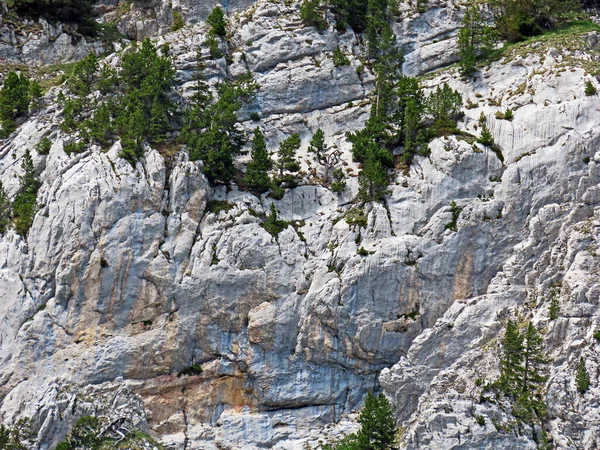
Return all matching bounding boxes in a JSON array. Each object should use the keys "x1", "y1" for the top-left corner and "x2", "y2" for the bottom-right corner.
[{"x1": 0, "y1": 0, "x2": 599, "y2": 449}]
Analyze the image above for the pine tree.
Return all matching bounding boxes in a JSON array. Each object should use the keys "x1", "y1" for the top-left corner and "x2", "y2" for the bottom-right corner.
[
  {"x1": 207, "y1": 6, "x2": 227, "y2": 37},
  {"x1": 0, "y1": 181, "x2": 10, "y2": 234},
  {"x1": 150, "y1": 95, "x2": 171, "y2": 143},
  {"x1": 355, "y1": 392, "x2": 396, "y2": 450},
  {"x1": 498, "y1": 319, "x2": 525, "y2": 397},
  {"x1": 425, "y1": 83, "x2": 463, "y2": 137},
  {"x1": 13, "y1": 150, "x2": 39, "y2": 236},
  {"x1": 86, "y1": 102, "x2": 112, "y2": 148},
  {"x1": 277, "y1": 133, "x2": 301, "y2": 176},
  {"x1": 308, "y1": 128, "x2": 341, "y2": 182},
  {"x1": 576, "y1": 356, "x2": 590, "y2": 394},
  {"x1": 358, "y1": 144, "x2": 389, "y2": 203},
  {"x1": 300, "y1": 0, "x2": 327, "y2": 30},
  {"x1": 522, "y1": 322, "x2": 550, "y2": 397},
  {"x1": 244, "y1": 128, "x2": 272, "y2": 193}
]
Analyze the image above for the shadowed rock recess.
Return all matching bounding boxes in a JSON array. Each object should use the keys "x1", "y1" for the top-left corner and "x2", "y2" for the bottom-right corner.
[{"x1": 1, "y1": 0, "x2": 600, "y2": 448}]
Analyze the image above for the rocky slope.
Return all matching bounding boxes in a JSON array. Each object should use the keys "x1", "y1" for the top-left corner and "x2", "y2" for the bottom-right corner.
[{"x1": 0, "y1": 0, "x2": 599, "y2": 449}]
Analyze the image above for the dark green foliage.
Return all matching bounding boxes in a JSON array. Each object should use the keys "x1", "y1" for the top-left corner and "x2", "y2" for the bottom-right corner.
[
  {"x1": 585, "y1": 80, "x2": 597, "y2": 96},
  {"x1": 63, "y1": 140, "x2": 86, "y2": 156},
  {"x1": 425, "y1": 83, "x2": 463, "y2": 136},
  {"x1": 356, "y1": 246, "x2": 373, "y2": 256},
  {"x1": 261, "y1": 203, "x2": 289, "y2": 237},
  {"x1": 331, "y1": 168, "x2": 347, "y2": 193},
  {"x1": 59, "y1": 97, "x2": 83, "y2": 133},
  {"x1": 97, "y1": 65, "x2": 118, "y2": 95},
  {"x1": 458, "y1": 6, "x2": 497, "y2": 75},
  {"x1": 478, "y1": 123, "x2": 495, "y2": 147},
  {"x1": 9, "y1": 0, "x2": 96, "y2": 34},
  {"x1": 358, "y1": 144, "x2": 390, "y2": 202},
  {"x1": 503, "y1": 108, "x2": 514, "y2": 121},
  {"x1": 0, "y1": 182, "x2": 10, "y2": 234},
  {"x1": 244, "y1": 128, "x2": 273, "y2": 193},
  {"x1": 206, "y1": 34, "x2": 223, "y2": 59},
  {"x1": 490, "y1": 0, "x2": 581, "y2": 42},
  {"x1": 276, "y1": 133, "x2": 301, "y2": 176},
  {"x1": 35, "y1": 137, "x2": 52, "y2": 155},
  {"x1": 0, "y1": 418, "x2": 32, "y2": 450},
  {"x1": 182, "y1": 62, "x2": 257, "y2": 183},
  {"x1": 13, "y1": 150, "x2": 39, "y2": 236},
  {"x1": 0, "y1": 72, "x2": 31, "y2": 138},
  {"x1": 309, "y1": 128, "x2": 342, "y2": 183},
  {"x1": 28, "y1": 80, "x2": 43, "y2": 111},
  {"x1": 207, "y1": 6, "x2": 227, "y2": 37},
  {"x1": 206, "y1": 200, "x2": 235, "y2": 215},
  {"x1": 172, "y1": 10, "x2": 185, "y2": 32},
  {"x1": 521, "y1": 323, "x2": 550, "y2": 402},
  {"x1": 250, "y1": 111, "x2": 261, "y2": 121},
  {"x1": 444, "y1": 200, "x2": 462, "y2": 232},
  {"x1": 594, "y1": 329, "x2": 600, "y2": 340},
  {"x1": 85, "y1": 103, "x2": 112, "y2": 148},
  {"x1": 498, "y1": 319, "x2": 525, "y2": 397},
  {"x1": 345, "y1": 207, "x2": 367, "y2": 228},
  {"x1": 495, "y1": 319, "x2": 550, "y2": 423},
  {"x1": 67, "y1": 52, "x2": 98, "y2": 96},
  {"x1": 445, "y1": 199, "x2": 462, "y2": 228},
  {"x1": 355, "y1": 393, "x2": 396, "y2": 450},
  {"x1": 332, "y1": 46, "x2": 350, "y2": 67},
  {"x1": 576, "y1": 356, "x2": 590, "y2": 394},
  {"x1": 323, "y1": 392, "x2": 396, "y2": 450},
  {"x1": 300, "y1": 0, "x2": 328, "y2": 30},
  {"x1": 330, "y1": 0, "x2": 368, "y2": 32}
]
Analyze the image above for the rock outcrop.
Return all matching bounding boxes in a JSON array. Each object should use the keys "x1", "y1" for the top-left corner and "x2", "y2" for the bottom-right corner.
[{"x1": 0, "y1": 0, "x2": 599, "y2": 448}]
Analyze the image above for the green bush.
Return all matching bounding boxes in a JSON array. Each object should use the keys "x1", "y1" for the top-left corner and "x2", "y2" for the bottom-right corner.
[
  {"x1": 171, "y1": 10, "x2": 185, "y2": 31},
  {"x1": 444, "y1": 200, "x2": 462, "y2": 232},
  {"x1": 331, "y1": 168, "x2": 347, "y2": 193},
  {"x1": 491, "y1": 0, "x2": 580, "y2": 42},
  {"x1": 585, "y1": 80, "x2": 597, "y2": 96},
  {"x1": 261, "y1": 203, "x2": 289, "y2": 237},
  {"x1": 576, "y1": 356, "x2": 590, "y2": 394},
  {"x1": 36, "y1": 137, "x2": 52, "y2": 155},
  {"x1": 0, "y1": 71, "x2": 31, "y2": 138},
  {"x1": 332, "y1": 46, "x2": 350, "y2": 67},
  {"x1": 300, "y1": 0, "x2": 327, "y2": 30}
]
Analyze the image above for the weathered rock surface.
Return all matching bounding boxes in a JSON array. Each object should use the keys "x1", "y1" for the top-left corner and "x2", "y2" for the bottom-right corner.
[{"x1": 1, "y1": 0, "x2": 600, "y2": 449}]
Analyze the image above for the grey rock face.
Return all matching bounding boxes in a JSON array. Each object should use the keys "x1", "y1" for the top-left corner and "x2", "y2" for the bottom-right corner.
[{"x1": 0, "y1": 0, "x2": 600, "y2": 449}]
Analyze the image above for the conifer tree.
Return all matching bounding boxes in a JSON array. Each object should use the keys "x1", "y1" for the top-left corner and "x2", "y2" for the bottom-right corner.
[
  {"x1": 13, "y1": 150, "x2": 39, "y2": 236},
  {"x1": 522, "y1": 322, "x2": 550, "y2": 397},
  {"x1": 244, "y1": 128, "x2": 272, "y2": 193},
  {"x1": 498, "y1": 319, "x2": 525, "y2": 397},
  {"x1": 150, "y1": 95, "x2": 171, "y2": 143},
  {"x1": 576, "y1": 356, "x2": 590, "y2": 394},
  {"x1": 0, "y1": 181, "x2": 10, "y2": 234},
  {"x1": 300, "y1": 0, "x2": 327, "y2": 30},
  {"x1": 358, "y1": 144, "x2": 389, "y2": 202},
  {"x1": 425, "y1": 83, "x2": 463, "y2": 136},
  {"x1": 355, "y1": 392, "x2": 396, "y2": 450},
  {"x1": 308, "y1": 128, "x2": 342, "y2": 182},
  {"x1": 207, "y1": 7, "x2": 227, "y2": 37},
  {"x1": 277, "y1": 133, "x2": 301, "y2": 176}
]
